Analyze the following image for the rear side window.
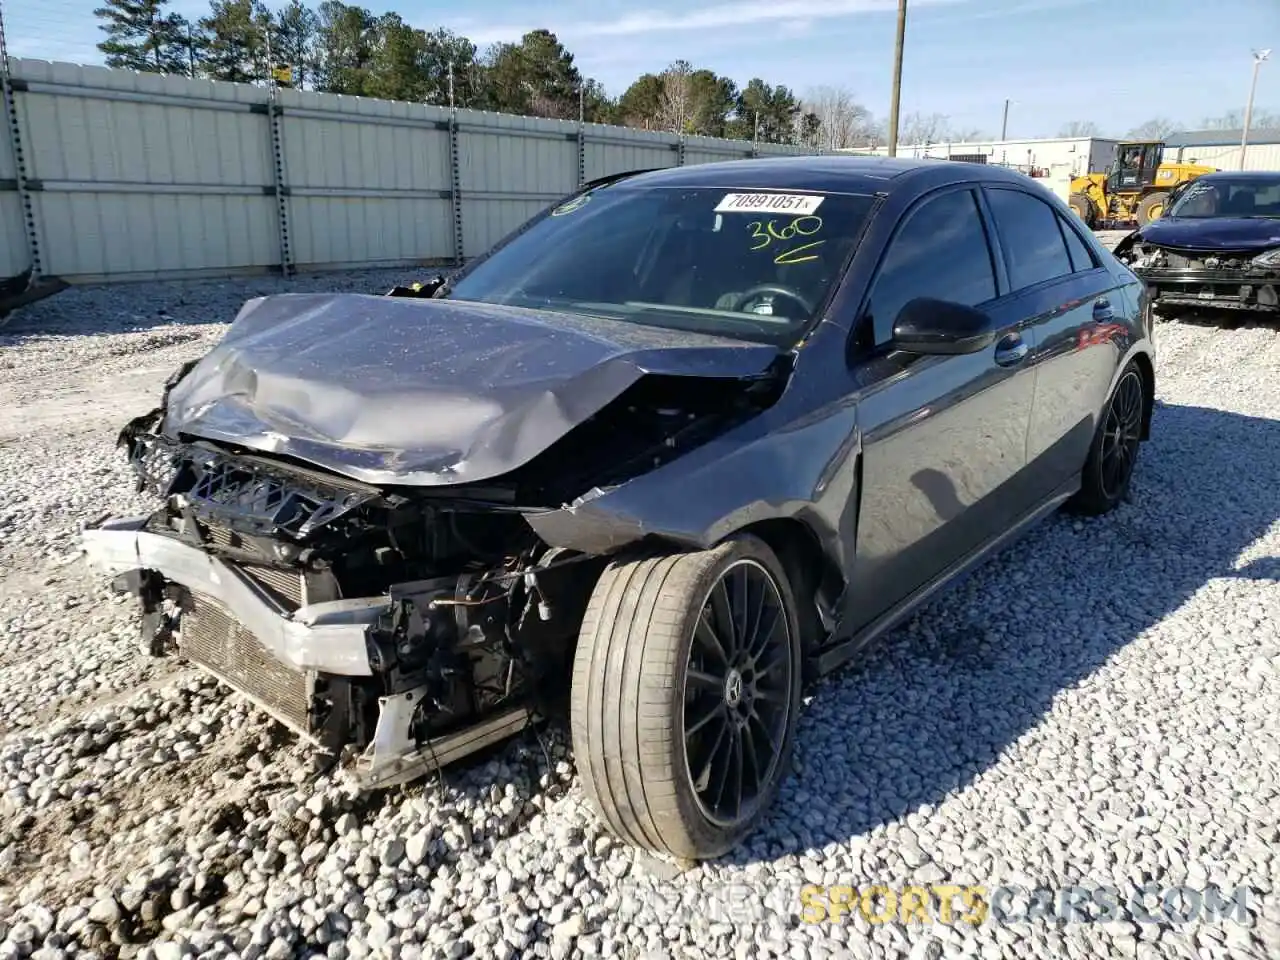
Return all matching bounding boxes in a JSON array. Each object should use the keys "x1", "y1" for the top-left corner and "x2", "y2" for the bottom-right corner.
[
  {"x1": 865, "y1": 188, "x2": 998, "y2": 344},
  {"x1": 986, "y1": 188, "x2": 1074, "y2": 290},
  {"x1": 1059, "y1": 214, "x2": 1098, "y2": 271}
]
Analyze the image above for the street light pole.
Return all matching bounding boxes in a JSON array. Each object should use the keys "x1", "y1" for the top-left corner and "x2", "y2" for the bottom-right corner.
[
  {"x1": 1241, "y1": 49, "x2": 1271, "y2": 170},
  {"x1": 1001, "y1": 98, "x2": 1010, "y2": 140},
  {"x1": 887, "y1": 0, "x2": 907, "y2": 157}
]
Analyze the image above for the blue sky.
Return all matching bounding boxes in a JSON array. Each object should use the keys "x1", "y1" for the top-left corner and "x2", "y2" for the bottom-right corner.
[{"x1": 7, "y1": 0, "x2": 1280, "y2": 137}]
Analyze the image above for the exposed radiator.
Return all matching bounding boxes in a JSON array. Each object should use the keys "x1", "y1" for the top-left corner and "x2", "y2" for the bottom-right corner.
[
  {"x1": 180, "y1": 595, "x2": 313, "y2": 737},
  {"x1": 239, "y1": 562, "x2": 305, "y2": 609}
]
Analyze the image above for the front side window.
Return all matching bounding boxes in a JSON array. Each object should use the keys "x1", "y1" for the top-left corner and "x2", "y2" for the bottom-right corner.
[
  {"x1": 445, "y1": 184, "x2": 876, "y2": 345},
  {"x1": 985, "y1": 188, "x2": 1074, "y2": 290},
  {"x1": 864, "y1": 188, "x2": 997, "y2": 344}
]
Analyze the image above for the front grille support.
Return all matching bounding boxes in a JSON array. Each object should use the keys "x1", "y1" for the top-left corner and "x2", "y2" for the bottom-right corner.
[{"x1": 81, "y1": 516, "x2": 379, "y2": 676}]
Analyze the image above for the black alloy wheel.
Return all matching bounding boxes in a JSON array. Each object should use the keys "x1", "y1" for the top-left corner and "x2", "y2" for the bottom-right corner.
[
  {"x1": 1068, "y1": 359, "x2": 1148, "y2": 516},
  {"x1": 683, "y1": 557, "x2": 794, "y2": 829},
  {"x1": 1100, "y1": 368, "x2": 1144, "y2": 500},
  {"x1": 570, "y1": 534, "x2": 803, "y2": 860}
]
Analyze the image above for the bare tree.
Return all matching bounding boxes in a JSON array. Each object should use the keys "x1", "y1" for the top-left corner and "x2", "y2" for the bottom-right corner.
[
  {"x1": 899, "y1": 111, "x2": 949, "y2": 145},
  {"x1": 1126, "y1": 117, "x2": 1180, "y2": 139},
  {"x1": 1203, "y1": 108, "x2": 1280, "y2": 130},
  {"x1": 1202, "y1": 109, "x2": 1245, "y2": 130},
  {"x1": 801, "y1": 85, "x2": 874, "y2": 151},
  {"x1": 657, "y1": 59, "x2": 694, "y2": 133},
  {"x1": 1058, "y1": 120, "x2": 1102, "y2": 137}
]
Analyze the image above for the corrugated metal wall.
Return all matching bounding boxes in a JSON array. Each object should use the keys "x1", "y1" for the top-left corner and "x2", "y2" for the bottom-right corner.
[
  {"x1": 0, "y1": 59, "x2": 815, "y2": 283},
  {"x1": 1164, "y1": 142, "x2": 1280, "y2": 172}
]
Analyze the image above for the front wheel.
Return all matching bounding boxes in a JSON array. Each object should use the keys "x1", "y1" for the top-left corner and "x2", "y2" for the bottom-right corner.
[
  {"x1": 1068, "y1": 361, "x2": 1147, "y2": 516},
  {"x1": 1069, "y1": 192, "x2": 1097, "y2": 228},
  {"x1": 570, "y1": 535, "x2": 803, "y2": 860},
  {"x1": 1136, "y1": 191, "x2": 1169, "y2": 226}
]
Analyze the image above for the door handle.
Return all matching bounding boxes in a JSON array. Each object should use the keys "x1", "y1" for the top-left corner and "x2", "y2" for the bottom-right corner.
[
  {"x1": 994, "y1": 333, "x2": 1029, "y2": 367},
  {"x1": 1093, "y1": 298, "x2": 1114, "y2": 321}
]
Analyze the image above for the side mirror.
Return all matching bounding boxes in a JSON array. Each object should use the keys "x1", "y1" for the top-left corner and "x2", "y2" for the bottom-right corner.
[
  {"x1": 891, "y1": 297, "x2": 997, "y2": 355},
  {"x1": 386, "y1": 275, "x2": 446, "y2": 299}
]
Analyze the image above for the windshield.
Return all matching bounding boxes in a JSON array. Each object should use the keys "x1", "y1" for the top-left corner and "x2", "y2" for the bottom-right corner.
[
  {"x1": 1166, "y1": 176, "x2": 1280, "y2": 219},
  {"x1": 445, "y1": 183, "x2": 876, "y2": 345}
]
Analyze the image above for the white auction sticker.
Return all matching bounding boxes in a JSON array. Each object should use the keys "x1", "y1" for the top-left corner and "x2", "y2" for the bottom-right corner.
[{"x1": 714, "y1": 193, "x2": 824, "y2": 215}]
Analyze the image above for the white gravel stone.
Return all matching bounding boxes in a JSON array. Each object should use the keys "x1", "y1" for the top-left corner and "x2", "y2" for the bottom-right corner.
[{"x1": 0, "y1": 265, "x2": 1278, "y2": 960}]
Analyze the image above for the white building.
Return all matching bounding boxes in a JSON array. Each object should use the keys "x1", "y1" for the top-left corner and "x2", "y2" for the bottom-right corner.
[
  {"x1": 1162, "y1": 129, "x2": 1280, "y2": 172},
  {"x1": 838, "y1": 136, "x2": 1120, "y2": 179}
]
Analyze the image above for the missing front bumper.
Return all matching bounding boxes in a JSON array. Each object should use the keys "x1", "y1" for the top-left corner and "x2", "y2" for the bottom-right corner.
[
  {"x1": 78, "y1": 515, "x2": 535, "y2": 790},
  {"x1": 1139, "y1": 271, "x2": 1280, "y2": 311}
]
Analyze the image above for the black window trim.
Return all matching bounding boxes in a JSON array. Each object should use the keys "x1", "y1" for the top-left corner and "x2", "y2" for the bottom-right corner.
[
  {"x1": 1054, "y1": 204, "x2": 1103, "y2": 273},
  {"x1": 850, "y1": 181, "x2": 1006, "y2": 352}
]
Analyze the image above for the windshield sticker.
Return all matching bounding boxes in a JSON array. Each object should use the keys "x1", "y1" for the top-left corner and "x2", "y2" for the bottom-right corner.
[
  {"x1": 747, "y1": 216, "x2": 826, "y2": 264},
  {"x1": 715, "y1": 193, "x2": 824, "y2": 215},
  {"x1": 551, "y1": 194, "x2": 592, "y2": 217}
]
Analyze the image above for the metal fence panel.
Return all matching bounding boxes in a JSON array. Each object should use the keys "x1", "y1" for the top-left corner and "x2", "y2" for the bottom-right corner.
[
  {"x1": 584, "y1": 125, "x2": 679, "y2": 182},
  {"x1": 0, "y1": 194, "x2": 23, "y2": 278},
  {"x1": 279, "y1": 89, "x2": 456, "y2": 267},
  {"x1": 13, "y1": 60, "x2": 276, "y2": 280},
  {"x1": 0, "y1": 78, "x2": 22, "y2": 279},
  {"x1": 0, "y1": 58, "x2": 816, "y2": 283}
]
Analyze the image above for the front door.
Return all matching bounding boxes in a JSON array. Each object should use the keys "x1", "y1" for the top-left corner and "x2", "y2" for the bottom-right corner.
[{"x1": 843, "y1": 186, "x2": 1039, "y2": 631}]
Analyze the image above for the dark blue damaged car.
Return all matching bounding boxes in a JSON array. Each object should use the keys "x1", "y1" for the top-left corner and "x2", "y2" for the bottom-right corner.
[
  {"x1": 80, "y1": 156, "x2": 1156, "y2": 861},
  {"x1": 1114, "y1": 170, "x2": 1280, "y2": 313}
]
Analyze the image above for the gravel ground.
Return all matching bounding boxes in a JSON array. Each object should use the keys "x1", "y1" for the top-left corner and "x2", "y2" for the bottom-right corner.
[{"x1": 0, "y1": 251, "x2": 1278, "y2": 960}]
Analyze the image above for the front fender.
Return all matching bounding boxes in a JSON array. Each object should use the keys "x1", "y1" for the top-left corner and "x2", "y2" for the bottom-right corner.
[{"x1": 523, "y1": 391, "x2": 863, "y2": 577}]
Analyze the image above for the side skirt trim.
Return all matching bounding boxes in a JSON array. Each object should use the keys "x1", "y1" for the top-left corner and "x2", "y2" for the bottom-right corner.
[{"x1": 813, "y1": 474, "x2": 1080, "y2": 676}]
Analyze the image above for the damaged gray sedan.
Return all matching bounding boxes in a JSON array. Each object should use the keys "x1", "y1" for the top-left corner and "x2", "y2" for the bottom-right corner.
[{"x1": 81, "y1": 156, "x2": 1156, "y2": 860}]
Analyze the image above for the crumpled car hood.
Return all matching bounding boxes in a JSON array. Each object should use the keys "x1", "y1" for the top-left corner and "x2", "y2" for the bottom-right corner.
[
  {"x1": 160, "y1": 293, "x2": 782, "y2": 487},
  {"x1": 1138, "y1": 216, "x2": 1280, "y2": 252}
]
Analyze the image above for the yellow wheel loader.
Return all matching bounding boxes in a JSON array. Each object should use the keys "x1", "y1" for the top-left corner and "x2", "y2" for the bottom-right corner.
[{"x1": 1068, "y1": 141, "x2": 1216, "y2": 228}]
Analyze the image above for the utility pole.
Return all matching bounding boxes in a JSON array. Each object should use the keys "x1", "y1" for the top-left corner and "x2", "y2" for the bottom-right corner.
[
  {"x1": 1241, "y1": 49, "x2": 1271, "y2": 170},
  {"x1": 579, "y1": 84, "x2": 584, "y2": 123},
  {"x1": 1001, "y1": 98, "x2": 1010, "y2": 141},
  {"x1": 887, "y1": 0, "x2": 907, "y2": 156},
  {"x1": 447, "y1": 60, "x2": 455, "y2": 113}
]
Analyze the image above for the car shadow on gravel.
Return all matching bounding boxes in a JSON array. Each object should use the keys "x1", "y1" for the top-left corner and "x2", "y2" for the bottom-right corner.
[
  {"x1": 726, "y1": 400, "x2": 1280, "y2": 866},
  {"x1": 0, "y1": 269, "x2": 437, "y2": 344}
]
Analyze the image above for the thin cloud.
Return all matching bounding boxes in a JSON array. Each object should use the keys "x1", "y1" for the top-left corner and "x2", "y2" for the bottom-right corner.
[{"x1": 453, "y1": 0, "x2": 966, "y2": 45}]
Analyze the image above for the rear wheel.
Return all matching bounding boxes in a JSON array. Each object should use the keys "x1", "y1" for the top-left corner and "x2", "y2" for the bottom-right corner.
[
  {"x1": 1136, "y1": 191, "x2": 1169, "y2": 226},
  {"x1": 1069, "y1": 193, "x2": 1097, "y2": 228},
  {"x1": 1068, "y1": 361, "x2": 1146, "y2": 516},
  {"x1": 570, "y1": 534, "x2": 803, "y2": 860}
]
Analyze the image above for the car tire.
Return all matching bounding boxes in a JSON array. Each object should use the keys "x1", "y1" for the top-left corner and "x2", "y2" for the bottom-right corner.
[
  {"x1": 1136, "y1": 191, "x2": 1169, "y2": 226},
  {"x1": 1068, "y1": 360, "x2": 1146, "y2": 516},
  {"x1": 570, "y1": 534, "x2": 803, "y2": 860},
  {"x1": 1069, "y1": 193, "x2": 1097, "y2": 228}
]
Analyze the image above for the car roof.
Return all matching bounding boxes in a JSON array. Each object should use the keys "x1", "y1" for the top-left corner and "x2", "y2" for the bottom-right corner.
[
  {"x1": 1193, "y1": 170, "x2": 1280, "y2": 183},
  {"x1": 611, "y1": 154, "x2": 1036, "y2": 196}
]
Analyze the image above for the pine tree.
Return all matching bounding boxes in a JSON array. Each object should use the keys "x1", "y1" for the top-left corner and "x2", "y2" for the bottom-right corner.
[
  {"x1": 93, "y1": 0, "x2": 191, "y2": 74},
  {"x1": 314, "y1": 1, "x2": 376, "y2": 94},
  {"x1": 198, "y1": 0, "x2": 273, "y2": 85},
  {"x1": 273, "y1": 1, "x2": 319, "y2": 89}
]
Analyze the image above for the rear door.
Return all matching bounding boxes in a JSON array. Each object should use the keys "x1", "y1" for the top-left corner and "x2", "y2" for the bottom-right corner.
[
  {"x1": 981, "y1": 184, "x2": 1122, "y2": 497},
  {"x1": 844, "y1": 185, "x2": 1039, "y2": 630}
]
